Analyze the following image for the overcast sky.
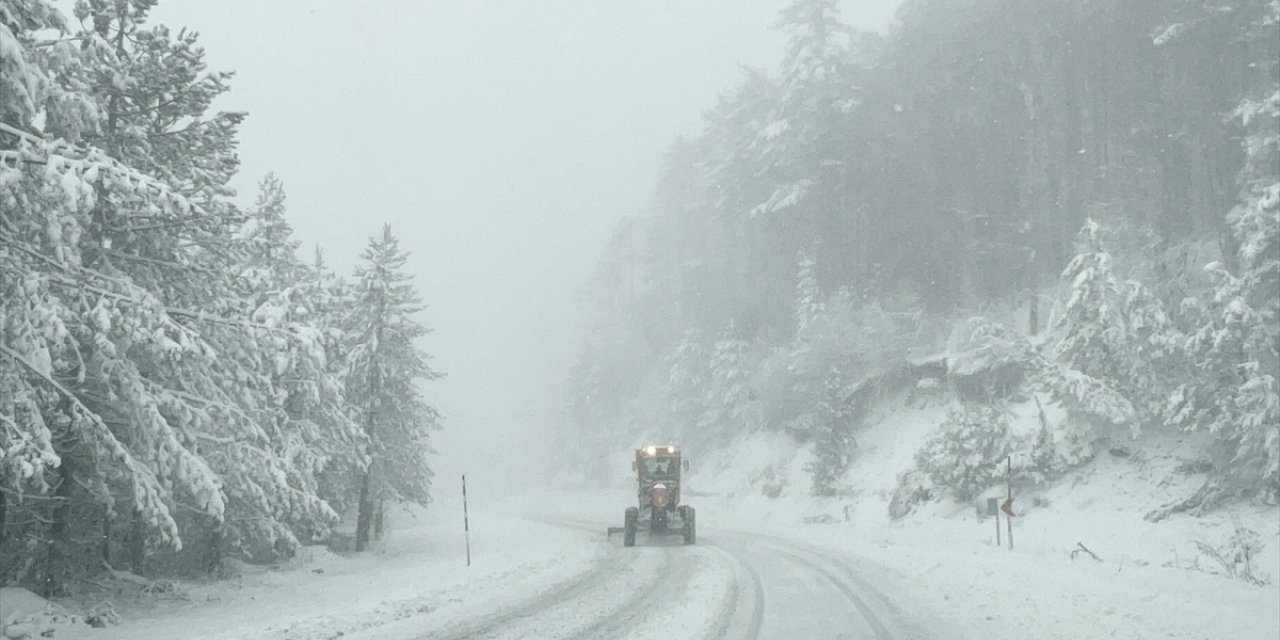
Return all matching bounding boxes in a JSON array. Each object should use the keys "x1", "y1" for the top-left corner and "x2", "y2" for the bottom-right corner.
[{"x1": 140, "y1": 0, "x2": 902, "y2": 496}]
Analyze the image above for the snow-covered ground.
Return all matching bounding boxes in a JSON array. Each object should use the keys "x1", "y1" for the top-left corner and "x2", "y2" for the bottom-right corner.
[
  {"x1": 10, "y1": 481, "x2": 1270, "y2": 640},
  {"x1": 48, "y1": 506, "x2": 603, "y2": 640},
  {"x1": 7, "y1": 409, "x2": 1277, "y2": 640}
]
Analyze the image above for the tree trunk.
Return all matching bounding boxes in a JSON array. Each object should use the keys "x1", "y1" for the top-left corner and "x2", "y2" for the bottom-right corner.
[
  {"x1": 127, "y1": 508, "x2": 146, "y2": 576},
  {"x1": 44, "y1": 461, "x2": 73, "y2": 598},
  {"x1": 355, "y1": 472, "x2": 372, "y2": 552},
  {"x1": 373, "y1": 500, "x2": 384, "y2": 540},
  {"x1": 204, "y1": 515, "x2": 223, "y2": 576}
]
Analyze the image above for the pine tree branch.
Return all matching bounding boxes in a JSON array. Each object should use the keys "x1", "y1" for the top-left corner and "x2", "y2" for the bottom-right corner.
[
  {"x1": 2, "y1": 234, "x2": 295, "y2": 336},
  {"x1": 0, "y1": 343, "x2": 178, "y2": 539},
  {"x1": 0, "y1": 122, "x2": 211, "y2": 213}
]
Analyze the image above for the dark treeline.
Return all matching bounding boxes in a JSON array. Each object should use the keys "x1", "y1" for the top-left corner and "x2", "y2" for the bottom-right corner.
[
  {"x1": 568, "y1": 0, "x2": 1277, "y2": 507},
  {"x1": 1, "y1": 1, "x2": 440, "y2": 595}
]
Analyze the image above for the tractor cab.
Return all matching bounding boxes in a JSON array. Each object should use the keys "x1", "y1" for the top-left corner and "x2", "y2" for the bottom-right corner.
[{"x1": 633, "y1": 445, "x2": 686, "y2": 479}]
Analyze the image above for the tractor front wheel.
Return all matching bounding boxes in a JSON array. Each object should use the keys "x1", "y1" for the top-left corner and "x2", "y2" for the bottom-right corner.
[
  {"x1": 682, "y1": 506, "x2": 696, "y2": 545},
  {"x1": 623, "y1": 507, "x2": 638, "y2": 547}
]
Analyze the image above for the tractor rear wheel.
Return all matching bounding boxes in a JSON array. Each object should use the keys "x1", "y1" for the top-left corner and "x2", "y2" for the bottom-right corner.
[
  {"x1": 682, "y1": 506, "x2": 696, "y2": 545},
  {"x1": 623, "y1": 507, "x2": 638, "y2": 547}
]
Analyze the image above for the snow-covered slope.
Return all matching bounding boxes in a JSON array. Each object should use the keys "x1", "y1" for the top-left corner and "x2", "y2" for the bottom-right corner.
[{"x1": 676, "y1": 392, "x2": 1280, "y2": 639}]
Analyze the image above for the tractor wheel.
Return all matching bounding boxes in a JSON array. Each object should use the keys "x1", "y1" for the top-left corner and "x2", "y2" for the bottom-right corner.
[
  {"x1": 623, "y1": 507, "x2": 638, "y2": 548},
  {"x1": 683, "y1": 506, "x2": 696, "y2": 545}
]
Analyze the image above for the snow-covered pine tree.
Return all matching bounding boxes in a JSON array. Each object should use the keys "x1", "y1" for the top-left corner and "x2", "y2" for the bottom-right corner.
[
  {"x1": 61, "y1": 3, "x2": 325, "y2": 568},
  {"x1": 4, "y1": 0, "x2": 347, "y2": 576},
  {"x1": 1, "y1": 0, "x2": 237, "y2": 588},
  {"x1": 0, "y1": 0, "x2": 70, "y2": 512},
  {"x1": 73, "y1": 0, "x2": 244, "y2": 200},
  {"x1": 1120, "y1": 278, "x2": 1185, "y2": 425},
  {"x1": 345, "y1": 225, "x2": 441, "y2": 551},
  {"x1": 296, "y1": 247, "x2": 366, "y2": 522},
  {"x1": 946, "y1": 314, "x2": 1133, "y2": 468},
  {"x1": 232, "y1": 177, "x2": 365, "y2": 553},
  {"x1": 795, "y1": 249, "x2": 824, "y2": 334},
  {"x1": 240, "y1": 174, "x2": 303, "y2": 291},
  {"x1": 1033, "y1": 236, "x2": 1139, "y2": 462},
  {"x1": 755, "y1": 0, "x2": 855, "y2": 219},
  {"x1": 75, "y1": 3, "x2": 370, "y2": 566},
  {"x1": 703, "y1": 67, "x2": 779, "y2": 222},
  {"x1": 803, "y1": 373, "x2": 855, "y2": 497},
  {"x1": 1052, "y1": 219, "x2": 1129, "y2": 382},
  {"x1": 696, "y1": 323, "x2": 758, "y2": 442},
  {"x1": 1164, "y1": 1, "x2": 1279, "y2": 507},
  {"x1": 66, "y1": 0, "x2": 245, "y2": 310},
  {"x1": 1223, "y1": 0, "x2": 1280, "y2": 499},
  {"x1": 767, "y1": 0, "x2": 873, "y2": 285},
  {"x1": 665, "y1": 328, "x2": 709, "y2": 440},
  {"x1": 1051, "y1": 219, "x2": 1172, "y2": 432}
]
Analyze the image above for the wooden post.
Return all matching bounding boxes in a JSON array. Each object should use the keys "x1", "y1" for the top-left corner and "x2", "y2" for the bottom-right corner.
[
  {"x1": 1006, "y1": 456, "x2": 1014, "y2": 550},
  {"x1": 462, "y1": 474, "x2": 471, "y2": 567},
  {"x1": 988, "y1": 497, "x2": 1000, "y2": 547}
]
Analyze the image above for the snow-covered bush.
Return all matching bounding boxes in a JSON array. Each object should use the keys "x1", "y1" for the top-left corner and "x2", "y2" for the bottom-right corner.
[
  {"x1": 888, "y1": 469, "x2": 933, "y2": 519},
  {"x1": 945, "y1": 317, "x2": 1033, "y2": 401},
  {"x1": 1033, "y1": 364, "x2": 1138, "y2": 465},
  {"x1": 1193, "y1": 517, "x2": 1271, "y2": 586},
  {"x1": 913, "y1": 404, "x2": 1013, "y2": 502}
]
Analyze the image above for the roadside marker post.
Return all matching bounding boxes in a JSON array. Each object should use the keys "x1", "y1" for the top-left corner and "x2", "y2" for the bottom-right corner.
[
  {"x1": 987, "y1": 497, "x2": 1000, "y2": 546},
  {"x1": 463, "y1": 474, "x2": 471, "y2": 567}
]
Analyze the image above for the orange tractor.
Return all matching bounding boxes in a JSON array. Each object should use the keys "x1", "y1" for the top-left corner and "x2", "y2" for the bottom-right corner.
[{"x1": 615, "y1": 445, "x2": 696, "y2": 547}]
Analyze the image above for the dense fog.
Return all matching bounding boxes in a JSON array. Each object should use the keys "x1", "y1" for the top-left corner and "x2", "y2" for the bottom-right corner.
[{"x1": 1, "y1": 3, "x2": 1275, "y2": 629}]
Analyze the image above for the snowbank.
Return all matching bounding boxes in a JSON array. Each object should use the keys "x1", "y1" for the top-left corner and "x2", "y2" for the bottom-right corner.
[{"x1": 0, "y1": 588, "x2": 79, "y2": 639}]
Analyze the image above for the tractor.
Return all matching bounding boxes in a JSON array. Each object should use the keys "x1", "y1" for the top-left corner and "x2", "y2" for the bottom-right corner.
[{"x1": 615, "y1": 445, "x2": 695, "y2": 547}]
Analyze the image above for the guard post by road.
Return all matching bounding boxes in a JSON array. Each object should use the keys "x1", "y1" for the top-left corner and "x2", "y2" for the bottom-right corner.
[
  {"x1": 987, "y1": 497, "x2": 1000, "y2": 546},
  {"x1": 462, "y1": 474, "x2": 471, "y2": 567}
]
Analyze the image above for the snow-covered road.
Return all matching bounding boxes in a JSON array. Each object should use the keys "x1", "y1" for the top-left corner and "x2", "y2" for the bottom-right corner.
[
  {"x1": 389, "y1": 516, "x2": 933, "y2": 640},
  {"x1": 51, "y1": 489, "x2": 1278, "y2": 640}
]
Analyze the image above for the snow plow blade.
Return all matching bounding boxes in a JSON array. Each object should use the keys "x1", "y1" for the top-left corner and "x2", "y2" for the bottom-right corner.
[{"x1": 606, "y1": 526, "x2": 625, "y2": 538}]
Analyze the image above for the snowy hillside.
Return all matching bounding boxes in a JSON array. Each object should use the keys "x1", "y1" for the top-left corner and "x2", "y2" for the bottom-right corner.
[
  {"x1": 670, "y1": 396, "x2": 1280, "y2": 639},
  {"x1": 686, "y1": 404, "x2": 1279, "y2": 586}
]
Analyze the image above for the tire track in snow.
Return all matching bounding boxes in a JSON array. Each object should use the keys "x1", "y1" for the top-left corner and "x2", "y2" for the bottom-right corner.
[
  {"x1": 537, "y1": 516, "x2": 752, "y2": 640},
  {"x1": 765, "y1": 545, "x2": 894, "y2": 639},
  {"x1": 423, "y1": 543, "x2": 624, "y2": 640},
  {"x1": 566, "y1": 546, "x2": 697, "y2": 640},
  {"x1": 702, "y1": 538, "x2": 764, "y2": 640},
  {"x1": 742, "y1": 531, "x2": 935, "y2": 639},
  {"x1": 429, "y1": 519, "x2": 691, "y2": 640},
  {"x1": 519, "y1": 516, "x2": 916, "y2": 639}
]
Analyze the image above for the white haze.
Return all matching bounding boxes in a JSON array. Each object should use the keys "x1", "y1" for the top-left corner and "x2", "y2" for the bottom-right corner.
[{"x1": 140, "y1": 0, "x2": 902, "y2": 502}]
